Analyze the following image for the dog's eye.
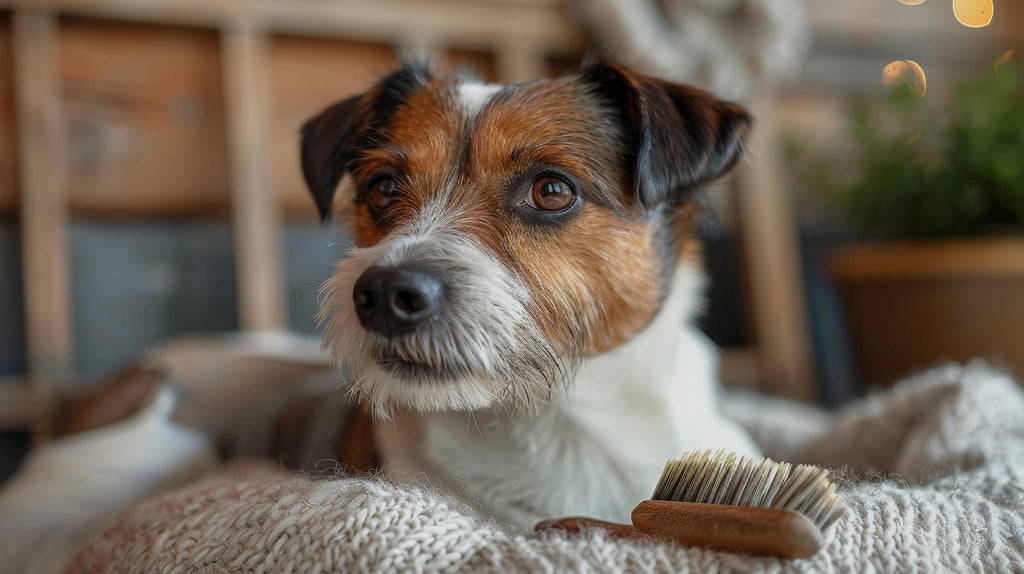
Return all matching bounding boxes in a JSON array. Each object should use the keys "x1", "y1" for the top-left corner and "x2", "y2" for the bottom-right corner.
[
  {"x1": 369, "y1": 177, "x2": 398, "y2": 210},
  {"x1": 530, "y1": 176, "x2": 575, "y2": 212}
]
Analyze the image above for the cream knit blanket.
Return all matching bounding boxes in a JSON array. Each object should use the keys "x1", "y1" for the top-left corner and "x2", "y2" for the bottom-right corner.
[{"x1": 65, "y1": 363, "x2": 1024, "y2": 572}]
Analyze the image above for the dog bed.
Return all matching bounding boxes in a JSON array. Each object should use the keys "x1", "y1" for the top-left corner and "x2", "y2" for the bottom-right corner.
[{"x1": 64, "y1": 362, "x2": 1024, "y2": 572}]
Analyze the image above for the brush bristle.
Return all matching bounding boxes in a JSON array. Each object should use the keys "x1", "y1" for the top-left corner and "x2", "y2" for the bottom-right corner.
[{"x1": 652, "y1": 449, "x2": 847, "y2": 531}]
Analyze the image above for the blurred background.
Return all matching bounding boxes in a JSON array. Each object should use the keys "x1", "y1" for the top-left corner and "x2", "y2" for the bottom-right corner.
[{"x1": 0, "y1": 0, "x2": 1021, "y2": 478}]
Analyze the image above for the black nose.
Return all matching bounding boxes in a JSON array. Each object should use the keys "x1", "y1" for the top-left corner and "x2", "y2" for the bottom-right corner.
[{"x1": 353, "y1": 266, "x2": 444, "y2": 336}]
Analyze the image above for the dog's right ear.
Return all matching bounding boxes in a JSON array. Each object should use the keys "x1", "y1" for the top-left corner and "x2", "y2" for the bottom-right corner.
[
  {"x1": 579, "y1": 62, "x2": 752, "y2": 212},
  {"x1": 300, "y1": 94, "x2": 370, "y2": 221},
  {"x1": 301, "y1": 62, "x2": 432, "y2": 221}
]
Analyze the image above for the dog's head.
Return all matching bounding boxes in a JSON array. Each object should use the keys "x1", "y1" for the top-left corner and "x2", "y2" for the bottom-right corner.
[{"x1": 303, "y1": 61, "x2": 750, "y2": 416}]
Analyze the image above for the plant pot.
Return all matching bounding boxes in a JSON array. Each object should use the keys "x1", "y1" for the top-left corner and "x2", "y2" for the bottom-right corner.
[{"x1": 828, "y1": 239, "x2": 1024, "y2": 386}]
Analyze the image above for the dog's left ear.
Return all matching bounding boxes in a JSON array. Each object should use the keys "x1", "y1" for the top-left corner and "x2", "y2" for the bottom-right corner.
[
  {"x1": 581, "y1": 63, "x2": 752, "y2": 211},
  {"x1": 300, "y1": 94, "x2": 372, "y2": 221},
  {"x1": 301, "y1": 62, "x2": 432, "y2": 221}
]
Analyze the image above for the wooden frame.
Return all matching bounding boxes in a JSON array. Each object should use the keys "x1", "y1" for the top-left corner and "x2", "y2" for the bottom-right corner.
[
  {"x1": 12, "y1": 8, "x2": 71, "y2": 440},
  {"x1": 733, "y1": 96, "x2": 816, "y2": 401},
  {"x1": 222, "y1": 24, "x2": 285, "y2": 331},
  {"x1": 0, "y1": 0, "x2": 818, "y2": 436}
]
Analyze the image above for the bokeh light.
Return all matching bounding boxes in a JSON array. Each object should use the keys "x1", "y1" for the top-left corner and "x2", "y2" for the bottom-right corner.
[
  {"x1": 995, "y1": 49, "x2": 1017, "y2": 70},
  {"x1": 883, "y1": 60, "x2": 928, "y2": 97},
  {"x1": 952, "y1": 0, "x2": 993, "y2": 28}
]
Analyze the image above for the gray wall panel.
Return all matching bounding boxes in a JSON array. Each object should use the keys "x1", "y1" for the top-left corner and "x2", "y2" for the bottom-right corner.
[
  {"x1": 70, "y1": 219, "x2": 238, "y2": 377},
  {"x1": 283, "y1": 222, "x2": 349, "y2": 335},
  {"x1": 0, "y1": 220, "x2": 26, "y2": 377}
]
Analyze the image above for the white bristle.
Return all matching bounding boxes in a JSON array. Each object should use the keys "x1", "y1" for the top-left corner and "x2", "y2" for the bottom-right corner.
[{"x1": 651, "y1": 449, "x2": 848, "y2": 531}]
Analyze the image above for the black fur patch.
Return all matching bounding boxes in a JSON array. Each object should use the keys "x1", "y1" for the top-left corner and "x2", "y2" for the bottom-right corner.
[
  {"x1": 300, "y1": 61, "x2": 433, "y2": 221},
  {"x1": 578, "y1": 63, "x2": 752, "y2": 211}
]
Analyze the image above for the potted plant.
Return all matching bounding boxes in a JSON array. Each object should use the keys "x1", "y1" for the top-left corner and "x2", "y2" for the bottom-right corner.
[{"x1": 797, "y1": 59, "x2": 1024, "y2": 385}]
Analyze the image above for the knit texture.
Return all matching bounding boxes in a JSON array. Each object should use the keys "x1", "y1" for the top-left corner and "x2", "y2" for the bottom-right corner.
[{"x1": 66, "y1": 363, "x2": 1024, "y2": 573}]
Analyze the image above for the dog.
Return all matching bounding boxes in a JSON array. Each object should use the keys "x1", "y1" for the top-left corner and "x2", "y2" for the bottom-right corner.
[
  {"x1": 0, "y1": 61, "x2": 761, "y2": 573},
  {"x1": 303, "y1": 60, "x2": 760, "y2": 526}
]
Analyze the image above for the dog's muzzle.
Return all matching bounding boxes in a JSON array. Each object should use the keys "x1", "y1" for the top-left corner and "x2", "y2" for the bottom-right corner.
[{"x1": 318, "y1": 229, "x2": 565, "y2": 415}]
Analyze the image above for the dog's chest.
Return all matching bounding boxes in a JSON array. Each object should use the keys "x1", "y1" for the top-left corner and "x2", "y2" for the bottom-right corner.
[
  {"x1": 372, "y1": 265, "x2": 760, "y2": 526},
  {"x1": 373, "y1": 325, "x2": 720, "y2": 526},
  {"x1": 377, "y1": 382, "x2": 681, "y2": 526}
]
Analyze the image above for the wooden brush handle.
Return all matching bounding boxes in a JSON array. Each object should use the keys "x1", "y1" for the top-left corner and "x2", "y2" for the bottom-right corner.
[
  {"x1": 631, "y1": 500, "x2": 823, "y2": 558},
  {"x1": 535, "y1": 517, "x2": 639, "y2": 538},
  {"x1": 536, "y1": 501, "x2": 823, "y2": 559}
]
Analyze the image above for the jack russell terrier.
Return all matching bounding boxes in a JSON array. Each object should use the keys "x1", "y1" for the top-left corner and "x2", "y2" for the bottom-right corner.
[{"x1": 303, "y1": 59, "x2": 759, "y2": 526}]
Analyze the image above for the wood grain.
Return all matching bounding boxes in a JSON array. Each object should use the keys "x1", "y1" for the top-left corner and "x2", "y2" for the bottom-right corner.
[
  {"x1": 60, "y1": 19, "x2": 230, "y2": 215},
  {"x1": 537, "y1": 501, "x2": 824, "y2": 558},
  {"x1": 0, "y1": 0, "x2": 583, "y2": 54},
  {"x1": 631, "y1": 500, "x2": 823, "y2": 558}
]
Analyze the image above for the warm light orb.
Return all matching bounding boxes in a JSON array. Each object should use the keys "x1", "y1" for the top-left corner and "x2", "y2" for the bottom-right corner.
[
  {"x1": 898, "y1": 0, "x2": 927, "y2": 5},
  {"x1": 883, "y1": 60, "x2": 928, "y2": 97},
  {"x1": 952, "y1": 0, "x2": 993, "y2": 28}
]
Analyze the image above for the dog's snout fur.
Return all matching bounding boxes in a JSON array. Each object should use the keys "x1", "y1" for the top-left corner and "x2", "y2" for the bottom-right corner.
[{"x1": 318, "y1": 227, "x2": 563, "y2": 417}]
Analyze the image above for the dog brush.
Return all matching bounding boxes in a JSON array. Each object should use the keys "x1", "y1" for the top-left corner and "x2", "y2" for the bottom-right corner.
[{"x1": 536, "y1": 449, "x2": 847, "y2": 558}]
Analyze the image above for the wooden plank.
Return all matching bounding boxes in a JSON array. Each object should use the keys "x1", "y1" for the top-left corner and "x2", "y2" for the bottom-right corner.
[
  {"x1": 0, "y1": 14, "x2": 15, "y2": 214},
  {"x1": 829, "y1": 240, "x2": 1024, "y2": 282},
  {"x1": 0, "y1": 0, "x2": 583, "y2": 54},
  {"x1": 222, "y1": 24, "x2": 285, "y2": 331},
  {"x1": 13, "y1": 9, "x2": 72, "y2": 441},
  {"x1": 495, "y1": 38, "x2": 545, "y2": 82},
  {"x1": 269, "y1": 35, "x2": 398, "y2": 217},
  {"x1": 60, "y1": 19, "x2": 230, "y2": 215},
  {"x1": 733, "y1": 96, "x2": 816, "y2": 402}
]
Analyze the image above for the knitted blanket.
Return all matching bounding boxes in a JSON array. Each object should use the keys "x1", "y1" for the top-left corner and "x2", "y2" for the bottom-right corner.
[{"x1": 65, "y1": 363, "x2": 1024, "y2": 572}]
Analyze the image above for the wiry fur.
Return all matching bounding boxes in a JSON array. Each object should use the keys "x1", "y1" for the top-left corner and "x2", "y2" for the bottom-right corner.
[
  {"x1": 377, "y1": 263, "x2": 759, "y2": 525},
  {"x1": 317, "y1": 202, "x2": 563, "y2": 418}
]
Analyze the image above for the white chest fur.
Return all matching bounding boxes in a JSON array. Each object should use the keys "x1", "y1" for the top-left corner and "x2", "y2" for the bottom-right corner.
[{"x1": 374, "y1": 264, "x2": 759, "y2": 526}]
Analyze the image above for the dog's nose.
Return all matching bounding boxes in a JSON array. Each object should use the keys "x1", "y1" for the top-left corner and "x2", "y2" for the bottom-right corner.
[{"x1": 352, "y1": 266, "x2": 444, "y2": 336}]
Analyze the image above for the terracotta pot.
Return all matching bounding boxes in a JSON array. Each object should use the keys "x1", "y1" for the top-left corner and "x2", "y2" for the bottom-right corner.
[{"x1": 828, "y1": 239, "x2": 1024, "y2": 385}]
